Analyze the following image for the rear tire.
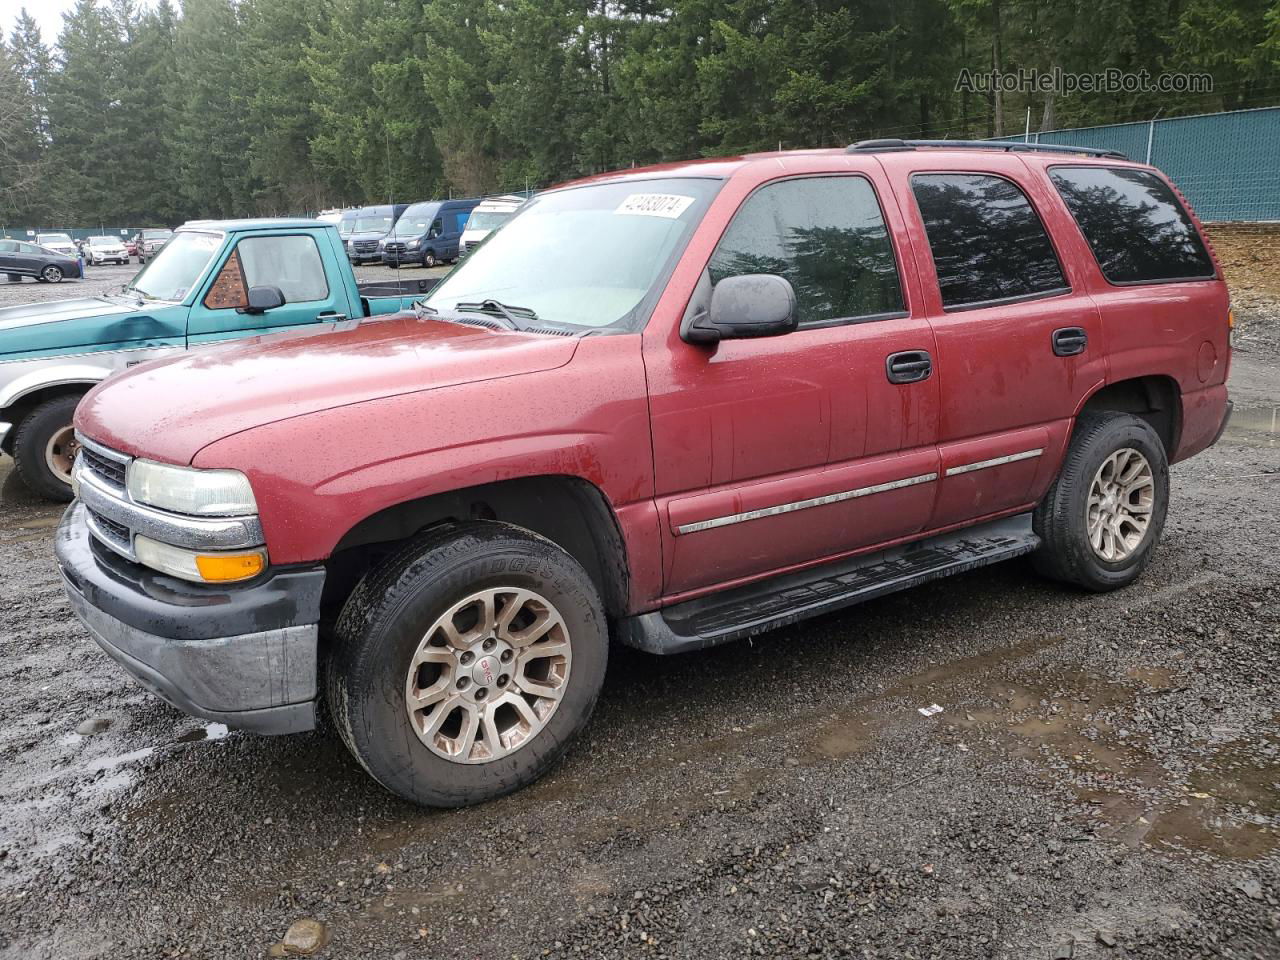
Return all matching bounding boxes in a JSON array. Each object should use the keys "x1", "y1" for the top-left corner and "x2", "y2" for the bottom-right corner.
[
  {"x1": 325, "y1": 521, "x2": 608, "y2": 807},
  {"x1": 6, "y1": 273, "x2": 20, "y2": 282},
  {"x1": 1033, "y1": 412, "x2": 1169, "y2": 592},
  {"x1": 12, "y1": 395, "x2": 83, "y2": 503}
]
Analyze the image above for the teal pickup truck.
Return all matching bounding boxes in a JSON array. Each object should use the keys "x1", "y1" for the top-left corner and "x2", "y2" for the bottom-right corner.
[{"x1": 0, "y1": 219, "x2": 436, "y2": 500}]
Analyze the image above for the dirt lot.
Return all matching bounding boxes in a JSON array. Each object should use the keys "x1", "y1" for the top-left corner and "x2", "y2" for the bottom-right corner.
[{"x1": 1, "y1": 262, "x2": 1278, "y2": 959}]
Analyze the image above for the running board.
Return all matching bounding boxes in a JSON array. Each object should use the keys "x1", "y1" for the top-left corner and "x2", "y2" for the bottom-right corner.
[{"x1": 618, "y1": 514, "x2": 1039, "y2": 655}]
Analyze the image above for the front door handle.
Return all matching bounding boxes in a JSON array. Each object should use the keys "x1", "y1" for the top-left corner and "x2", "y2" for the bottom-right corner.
[
  {"x1": 317, "y1": 311, "x2": 349, "y2": 322},
  {"x1": 1052, "y1": 327, "x2": 1088, "y2": 357},
  {"x1": 886, "y1": 350, "x2": 932, "y2": 384}
]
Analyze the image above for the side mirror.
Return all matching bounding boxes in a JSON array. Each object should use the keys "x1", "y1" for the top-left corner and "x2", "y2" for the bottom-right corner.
[
  {"x1": 244, "y1": 285, "x2": 286, "y2": 314},
  {"x1": 684, "y1": 274, "x2": 798, "y2": 344}
]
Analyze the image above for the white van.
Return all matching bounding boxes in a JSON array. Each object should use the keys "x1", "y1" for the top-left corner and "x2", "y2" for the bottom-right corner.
[{"x1": 458, "y1": 195, "x2": 526, "y2": 256}]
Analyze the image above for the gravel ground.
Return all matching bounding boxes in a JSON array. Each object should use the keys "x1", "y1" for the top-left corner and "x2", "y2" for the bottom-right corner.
[{"x1": 0, "y1": 275, "x2": 1278, "y2": 958}]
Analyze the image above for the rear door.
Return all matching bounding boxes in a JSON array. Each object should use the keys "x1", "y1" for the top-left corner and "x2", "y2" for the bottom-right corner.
[
  {"x1": 186, "y1": 232, "x2": 351, "y2": 345},
  {"x1": 881, "y1": 153, "x2": 1107, "y2": 529},
  {"x1": 644, "y1": 171, "x2": 941, "y2": 598}
]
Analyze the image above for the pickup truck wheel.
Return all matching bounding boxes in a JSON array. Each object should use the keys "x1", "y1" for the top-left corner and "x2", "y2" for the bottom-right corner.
[
  {"x1": 1033, "y1": 412, "x2": 1169, "y2": 592},
  {"x1": 325, "y1": 521, "x2": 608, "y2": 807},
  {"x1": 12, "y1": 395, "x2": 83, "y2": 502}
]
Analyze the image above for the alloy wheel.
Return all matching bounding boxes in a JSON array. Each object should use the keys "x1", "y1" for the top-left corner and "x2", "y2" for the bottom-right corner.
[
  {"x1": 1086, "y1": 447, "x2": 1155, "y2": 562},
  {"x1": 404, "y1": 587, "x2": 572, "y2": 764}
]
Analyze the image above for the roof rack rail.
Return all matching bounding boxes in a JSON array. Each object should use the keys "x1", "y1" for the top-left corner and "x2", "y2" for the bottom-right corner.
[{"x1": 845, "y1": 138, "x2": 1129, "y2": 161}]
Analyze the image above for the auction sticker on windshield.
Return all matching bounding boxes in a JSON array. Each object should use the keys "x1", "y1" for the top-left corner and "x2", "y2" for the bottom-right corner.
[{"x1": 615, "y1": 194, "x2": 696, "y2": 218}]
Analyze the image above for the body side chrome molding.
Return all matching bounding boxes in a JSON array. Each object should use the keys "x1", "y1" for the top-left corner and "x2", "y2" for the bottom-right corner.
[
  {"x1": 675, "y1": 472, "x2": 939, "y2": 535},
  {"x1": 944, "y1": 448, "x2": 1043, "y2": 477}
]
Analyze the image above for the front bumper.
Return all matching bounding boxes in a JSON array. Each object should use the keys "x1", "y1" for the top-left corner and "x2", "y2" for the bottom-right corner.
[{"x1": 56, "y1": 501, "x2": 325, "y2": 735}]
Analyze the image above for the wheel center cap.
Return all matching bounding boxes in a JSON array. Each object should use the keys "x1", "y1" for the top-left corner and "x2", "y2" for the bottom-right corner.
[{"x1": 471, "y1": 655, "x2": 499, "y2": 687}]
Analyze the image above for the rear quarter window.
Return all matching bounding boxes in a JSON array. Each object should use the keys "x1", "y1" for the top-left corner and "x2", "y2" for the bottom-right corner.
[{"x1": 1049, "y1": 166, "x2": 1214, "y2": 284}]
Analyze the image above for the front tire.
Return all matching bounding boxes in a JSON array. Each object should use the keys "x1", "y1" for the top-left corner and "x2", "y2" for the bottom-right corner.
[
  {"x1": 326, "y1": 521, "x2": 608, "y2": 807},
  {"x1": 1033, "y1": 412, "x2": 1169, "y2": 592},
  {"x1": 41, "y1": 265, "x2": 64, "y2": 283},
  {"x1": 12, "y1": 395, "x2": 83, "y2": 502},
  {"x1": 423, "y1": 250, "x2": 437, "y2": 268}
]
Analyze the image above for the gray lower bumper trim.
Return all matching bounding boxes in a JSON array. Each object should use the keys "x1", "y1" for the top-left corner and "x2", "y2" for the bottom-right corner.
[{"x1": 63, "y1": 572, "x2": 318, "y2": 735}]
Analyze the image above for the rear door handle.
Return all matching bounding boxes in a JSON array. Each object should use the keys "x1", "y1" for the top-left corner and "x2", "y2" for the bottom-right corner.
[
  {"x1": 1052, "y1": 327, "x2": 1088, "y2": 357},
  {"x1": 886, "y1": 350, "x2": 932, "y2": 384}
]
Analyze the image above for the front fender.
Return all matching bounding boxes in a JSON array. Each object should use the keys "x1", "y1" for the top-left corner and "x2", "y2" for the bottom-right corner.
[{"x1": 0, "y1": 360, "x2": 112, "y2": 411}]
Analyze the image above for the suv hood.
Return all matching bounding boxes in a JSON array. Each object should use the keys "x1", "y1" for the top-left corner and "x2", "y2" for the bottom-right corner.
[
  {"x1": 76, "y1": 313, "x2": 580, "y2": 465},
  {"x1": 0, "y1": 297, "x2": 181, "y2": 360}
]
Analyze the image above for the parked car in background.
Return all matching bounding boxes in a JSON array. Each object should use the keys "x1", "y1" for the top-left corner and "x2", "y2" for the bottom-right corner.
[
  {"x1": 316, "y1": 208, "x2": 349, "y2": 225},
  {"x1": 459, "y1": 195, "x2": 525, "y2": 257},
  {"x1": 36, "y1": 233, "x2": 79, "y2": 258},
  {"x1": 345, "y1": 204, "x2": 409, "y2": 264},
  {"x1": 380, "y1": 197, "x2": 481, "y2": 267},
  {"x1": 54, "y1": 142, "x2": 1231, "y2": 808},
  {"x1": 125, "y1": 238, "x2": 138, "y2": 257},
  {"x1": 0, "y1": 219, "x2": 439, "y2": 501},
  {"x1": 0, "y1": 239, "x2": 82, "y2": 284},
  {"x1": 135, "y1": 228, "x2": 173, "y2": 264},
  {"x1": 85, "y1": 235, "x2": 130, "y2": 265}
]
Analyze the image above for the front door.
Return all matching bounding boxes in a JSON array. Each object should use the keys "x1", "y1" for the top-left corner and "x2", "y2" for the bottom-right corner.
[
  {"x1": 882, "y1": 155, "x2": 1107, "y2": 529},
  {"x1": 644, "y1": 172, "x2": 941, "y2": 599},
  {"x1": 187, "y1": 233, "x2": 349, "y2": 345}
]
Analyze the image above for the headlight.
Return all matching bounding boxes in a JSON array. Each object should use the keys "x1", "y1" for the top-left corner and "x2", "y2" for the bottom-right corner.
[
  {"x1": 135, "y1": 535, "x2": 266, "y2": 583},
  {"x1": 406, "y1": 238, "x2": 421, "y2": 248},
  {"x1": 127, "y1": 459, "x2": 258, "y2": 516}
]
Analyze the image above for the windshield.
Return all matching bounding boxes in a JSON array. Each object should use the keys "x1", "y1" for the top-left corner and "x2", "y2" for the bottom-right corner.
[
  {"x1": 127, "y1": 231, "x2": 222, "y2": 301},
  {"x1": 351, "y1": 215, "x2": 392, "y2": 234},
  {"x1": 88, "y1": 236, "x2": 117, "y2": 246},
  {"x1": 425, "y1": 178, "x2": 720, "y2": 330},
  {"x1": 142, "y1": 230, "x2": 171, "y2": 240},
  {"x1": 38, "y1": 234, "x2": 71, "y2": 243},
  {"x1": 392, "y1": 203, "x2": 441, "y2": 237},
  {"x1": 466, "y1": 210, "x2": 515, "y2": 232}
]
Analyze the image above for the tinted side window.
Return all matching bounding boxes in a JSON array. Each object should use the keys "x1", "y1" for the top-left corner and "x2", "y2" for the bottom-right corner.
[
  {"x1": 708, "y1": 176, "x2": 904, "y2": 327},
  {"x1": 237, "y1": 235, "x2": 329, "y2": 303},
  {"x1": 1049, "y1": 167, "x2": 1214, "y2": 283},
  {"x1": 911, "y1": 173, "x2": 1067, "y2": 309},
  {"x1": 0, "y1": 241, "x2": 17, "y2": 252}
]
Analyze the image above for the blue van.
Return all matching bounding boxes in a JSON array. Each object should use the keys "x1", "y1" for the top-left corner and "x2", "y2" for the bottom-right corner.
[
  {"x1": 344, "y1": 203, "x2": 410, "y2": 265},
  {"x1": 380, "y1": 198, "x2": 481, "y2": 268}
]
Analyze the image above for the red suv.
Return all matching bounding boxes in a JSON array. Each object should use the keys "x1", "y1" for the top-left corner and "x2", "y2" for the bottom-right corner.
[{"x1": 57, "y1": 140, "x2": 1232, "y2": 807}]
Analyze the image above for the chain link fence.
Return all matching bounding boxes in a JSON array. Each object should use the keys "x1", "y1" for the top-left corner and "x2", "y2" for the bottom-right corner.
[{"x1": 995, "y1": 105, "x2": 1280, "y2": 222}]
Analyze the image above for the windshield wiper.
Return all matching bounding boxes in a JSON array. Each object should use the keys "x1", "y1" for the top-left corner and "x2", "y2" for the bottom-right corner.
[{"x1": 453, "y1": 299, "x2": 540, "y2": 331}]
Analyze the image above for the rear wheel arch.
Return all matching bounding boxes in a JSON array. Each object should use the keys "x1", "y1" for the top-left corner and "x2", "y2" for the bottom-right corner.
[
  {"x1": 1075, "y1": 375, "x2": 1180, "y2": 456},
  {"x1": 321, "y1": 475, "x2": 632, "y2": 632}
]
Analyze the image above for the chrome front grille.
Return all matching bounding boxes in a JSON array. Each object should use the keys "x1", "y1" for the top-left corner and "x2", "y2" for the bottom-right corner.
[
  {"x1": 73, "y1": 432, "x2": 265, "y2": 562},
  {"x1": 354, "y1": 239, "x2": 379, "y2": 253},
  {"x1": 81, "y1": 445, "x2": 126, "y2": 488}
]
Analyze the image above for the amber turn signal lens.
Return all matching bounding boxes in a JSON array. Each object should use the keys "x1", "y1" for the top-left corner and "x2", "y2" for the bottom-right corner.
[
  {"x1": 195, "y1": 551, "x2": 266, "y2": 582},
  {"x1": 1227, "y1": 308, "x2": 1235, "y2": 329}
]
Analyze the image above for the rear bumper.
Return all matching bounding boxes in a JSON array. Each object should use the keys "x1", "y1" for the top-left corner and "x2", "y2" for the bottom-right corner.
[{"x1": 56, "y1": 502, "x2": 324, "y2": 735}]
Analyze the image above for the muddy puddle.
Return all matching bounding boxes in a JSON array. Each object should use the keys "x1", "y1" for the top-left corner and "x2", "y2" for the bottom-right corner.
[
  {"x1": 1226, "y1": 405, "x2": 1280, "y2": 446},
  {"x1": 808, "y1": 636, "x2": 1280, "y2": 862}
]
